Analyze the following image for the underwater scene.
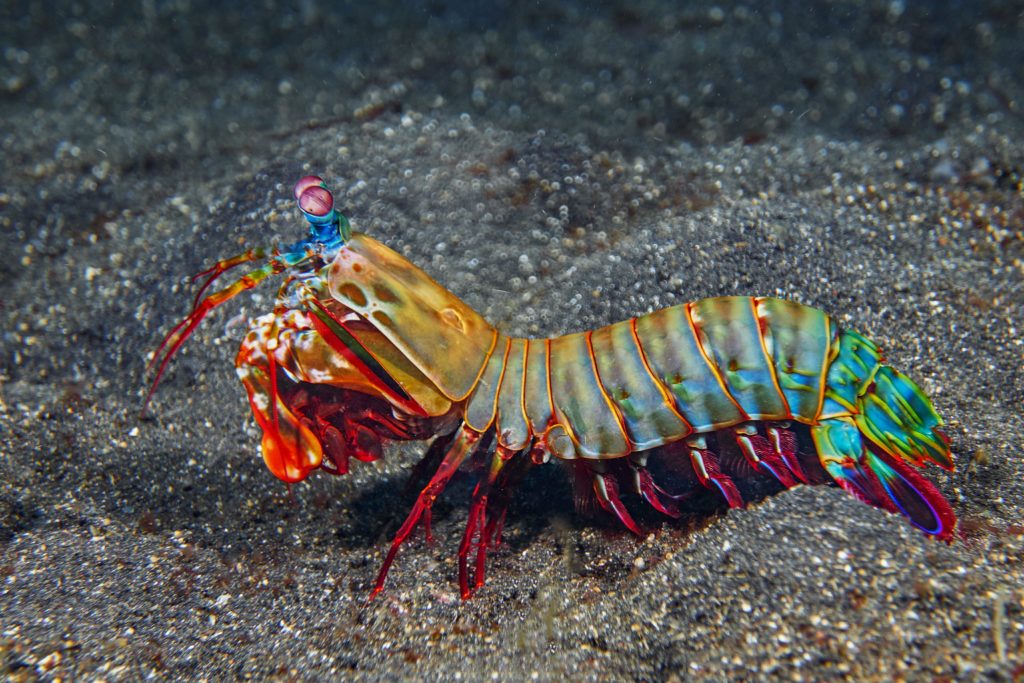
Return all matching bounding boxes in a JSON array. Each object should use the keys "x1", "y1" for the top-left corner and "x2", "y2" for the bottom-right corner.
[{"x1": 1, "y1": 1, "x2": 1022, "y2": 679}]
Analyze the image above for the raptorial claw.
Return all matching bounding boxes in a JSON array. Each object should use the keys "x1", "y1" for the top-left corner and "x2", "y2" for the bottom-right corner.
[{"x1": 143, "y1": 176, "x2": 350, "y2": 415}]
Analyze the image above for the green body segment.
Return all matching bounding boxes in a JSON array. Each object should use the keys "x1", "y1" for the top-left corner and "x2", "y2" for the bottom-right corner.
[
  {"x1": 495, "y1": 338, "x2": 530, "y2": 450},
  {"x1": 753, "y1": 297, "x2": 834, "y2": 421},
  {"x1": 589, "y1": 320, "x2": 691, "y2": 450},
  {"x1": 633, "y1": 304, "x2": 745, "y2": 431},
  {"x1": 522, "y1": 338, "x2": 552, "y2": 436},
  {"x1": 548, "y1": 332, "x2": 630, "y2": 458},
  {"x1": 689, "y1": 297, "x2": 789, "y2": 421},
  {"x1": 464, "y1": 335, "x2": 509, "y2": 432},
  {"x1": 820, "y1": 330, "x2": 880, "y2": 418}
]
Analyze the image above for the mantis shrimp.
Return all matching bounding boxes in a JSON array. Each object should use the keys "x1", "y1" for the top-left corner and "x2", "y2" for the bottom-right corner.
[{"x1": 148, "y1": 176, "x2": 956, "y2": 598}]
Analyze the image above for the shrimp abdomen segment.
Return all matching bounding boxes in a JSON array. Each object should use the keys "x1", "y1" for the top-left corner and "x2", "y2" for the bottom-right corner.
[
  {"x1": 633, "y1": 304, "x2": 745, "y2": 431},
  {"x1": 689, "y1": 297, "x2": 789, "y2": 421},
  {"x1": 494, "y1": 338, "x2": 530, "y2": 450},
  {"x1": 590, "y1": 320, "x2": 692, "y2": 450},
  {"x1": 464, "y1": 335, "x2": 510, "y2": 432},
  {"x1": 549, "y1": 332, "x2": 630, "y2": 458},
  {"x1": 754, "y1": 297, "x2": 834, "y2": 422}
]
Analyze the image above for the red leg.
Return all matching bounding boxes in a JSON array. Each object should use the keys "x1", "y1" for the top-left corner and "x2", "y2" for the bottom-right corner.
[
  {"x1": 457, "y1": 486, "x2": 487, "y2": 598},
  {"x1": 420, "y1": 507, "x2": 434, "y2": 543},
  {"x1": 457, "y1": 445, "x2": 516, "y2": 598},
  {"x1": 768, "y1": 425, "x2": 811, "y2": 484},
  {"x1": 690, "y1": 447, "x2": 745, "y2": 508},
  {"x1": 470, "y1": 511, "x2": 503, "y2": 592},
  {"x1": 734, "y1": 432, "x2": 800, "y2": 488},
  {"x1": 370, "y1": 426, "x2": 479, "y2": 599},
  {"x1": 636, "y1": 467, "x2": 690, "y2": 518},
  {"x1": 594, "y1": 472, "x2": 643, "y2": 535},
  {"x1": 404, "y1": 431, "x2": 458, "y2": 496},
  {"x1": 474, "y1": 446, "x2": 533, "y2": 589},
  {"x1": 489, "y1": 509, "x2": 508, "y2": 548}
]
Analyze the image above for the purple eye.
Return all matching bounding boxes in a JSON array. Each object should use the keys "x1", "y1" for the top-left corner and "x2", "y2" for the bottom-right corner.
[
  {"x1": 293, "y1": 175, "x2": 325, "y2": 201},
  {"x1": 299, "y1": 186, "x2": 334, "y2": 217}
]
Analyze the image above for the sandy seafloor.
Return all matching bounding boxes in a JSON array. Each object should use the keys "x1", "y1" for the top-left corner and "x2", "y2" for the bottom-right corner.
[{"x1": 1, "y1": 1, "x2": 1023, "y2": 680}]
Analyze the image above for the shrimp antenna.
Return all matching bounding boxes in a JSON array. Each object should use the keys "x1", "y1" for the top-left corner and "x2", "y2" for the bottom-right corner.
[{"x1": 142, "y1": 176, "x2": 349, "y2": 415}]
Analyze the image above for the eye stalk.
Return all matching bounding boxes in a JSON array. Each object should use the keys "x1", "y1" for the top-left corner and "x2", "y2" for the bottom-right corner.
[
  {"x1": 292, "y1": 175, "x2": 351, "y2": 248},
  {"x1": 144, "y1": 174, "x2": 356, "y2": 415}
]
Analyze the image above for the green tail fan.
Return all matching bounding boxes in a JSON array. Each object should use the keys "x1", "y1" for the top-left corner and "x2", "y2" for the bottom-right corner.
[{"x1": 812, "y1": 330, "x2": 955, "y2": 540}]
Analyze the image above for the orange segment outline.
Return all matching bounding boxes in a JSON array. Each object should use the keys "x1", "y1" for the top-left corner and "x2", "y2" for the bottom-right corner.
[
  {"x1": 685, "y1": 301, "x2": 749, "y2": 424},
  {"x1": 629, "y1": 316, "x2": 694, "y2": 437},
  {"x1": 750, "y1": 297, "x2": 792, "y2": 420}
]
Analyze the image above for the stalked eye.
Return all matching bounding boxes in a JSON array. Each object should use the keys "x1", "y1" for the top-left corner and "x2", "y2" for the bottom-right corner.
[
  {"x1": 293, "y1": 175, "x2": 325, "y2": 200},
  {"x1": 293, "y1": 175, "x2": 349, "y2": 254},
  {"x1": 299, "y1": 186, "x2": 334, "y2": 218}
]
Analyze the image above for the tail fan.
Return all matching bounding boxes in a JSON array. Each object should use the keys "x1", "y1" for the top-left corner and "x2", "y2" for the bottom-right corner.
[
  {"x1": 863, "y1": 447, "x2": 955, "y2": 537},
  {"x1": 855, "y1": 365, "x2": 953, "y2": 470},
  {"x1": 812, "y1": 418, "x2": 955, "y2": 541}
]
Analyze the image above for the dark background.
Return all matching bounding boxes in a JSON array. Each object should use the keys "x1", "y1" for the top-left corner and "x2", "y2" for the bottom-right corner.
[{"x1": 1, "y1": 1, "x2": 1022, "y2": 679}]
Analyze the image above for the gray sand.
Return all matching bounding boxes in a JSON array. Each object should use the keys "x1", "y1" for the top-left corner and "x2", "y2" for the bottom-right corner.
[{"x1": 2, "y1": 2, "x2": 1022, "y2": 680}]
